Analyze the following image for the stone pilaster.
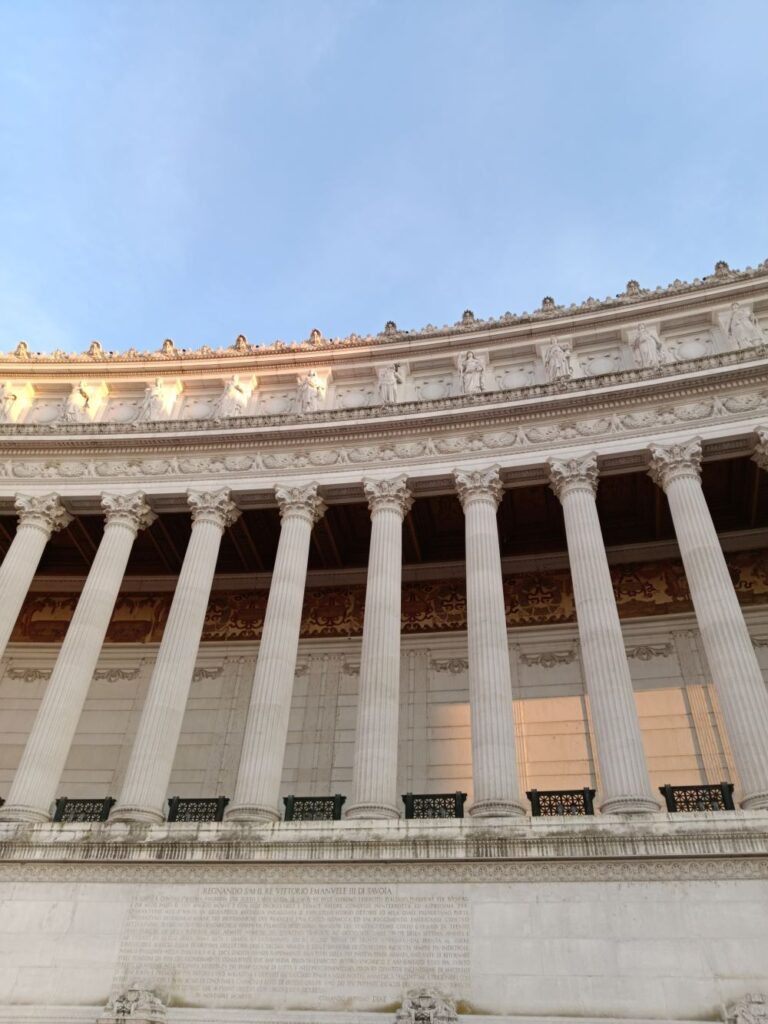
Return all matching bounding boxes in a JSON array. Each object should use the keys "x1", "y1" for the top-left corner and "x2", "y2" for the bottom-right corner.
[
  {"x1": 226, "y1": 484, "x2": 326, "y2": 822},
  {"x1": 110, "y1": 490, "x2": 240, "y2": 824},
  {"x1": 454, "y1": 466, "x2": 526, "y2": 817},
  {"x1": 549, "y1": 455, "x2": 659, "y2": 814},
  {"x1": 651, "y1": 438, "x2": 768, "y2": 809},
  {"x1": 0, "y1": 493, "x2": 155, "y2": 822},
  {"x1": 346, "y1": 475, "x2": 413, "y2": 819},
  {"x1": 0, "y1": 493, "x2": 72, "y2": 661}
]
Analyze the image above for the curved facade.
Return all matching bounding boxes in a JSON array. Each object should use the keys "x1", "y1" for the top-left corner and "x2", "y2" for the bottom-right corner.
[{"x1": 0, "y1": 262, "x2": 768, "y2": 1022}]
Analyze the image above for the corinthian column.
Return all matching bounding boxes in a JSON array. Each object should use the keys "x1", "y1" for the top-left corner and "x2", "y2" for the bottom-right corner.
[
  {"x1": 454, "y1": 466, "x2": 526, "y2": 817},
  {"x1": 0, "y1": 494, "x2": 72, "y2": 660},
  {"x1": 110, "y1": 490, "x2": 240, "y2": 823},
  {"x1": 549, "y1": 455, "x2": 659, "y2": 814},
  {"x1": 226, "y1": 484, "x2": 325, "y2": 822},
  {"x1": 0, "y1": 493, "x2": 155, "y2": 822},
  {"x1": 651, "y1": 438, "x2": 768, "y2": 809},
  {"x1": 346, "y1": 476, "x2": 412, "y2": 819}
]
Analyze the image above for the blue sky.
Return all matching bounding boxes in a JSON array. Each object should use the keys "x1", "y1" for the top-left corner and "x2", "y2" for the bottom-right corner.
[{"x1": 1, "y1": 1, "x2": 767, "y2": 353}]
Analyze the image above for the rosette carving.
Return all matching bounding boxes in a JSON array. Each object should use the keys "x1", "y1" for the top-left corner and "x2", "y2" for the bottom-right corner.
[{"x1": 14, "y1": 493, "x2": 73, "y2": 536}]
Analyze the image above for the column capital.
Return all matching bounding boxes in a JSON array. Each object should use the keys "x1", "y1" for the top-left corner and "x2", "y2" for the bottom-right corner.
[
  {"x1": 275, "y1": 482, "x2": 326, "y2": 524},
  {"x1": 752, "y1": 425, "x2": 768, "y2": 473},
  {"x1": 188, "y1": 488, "x2": 241, "y2": 530},
  {"x1": 548, "y1": 454, "x2": 599, "y2": 501},
  {"x1": 648, "y1": 439, "x2": 702, "y2": 490},
  {"x1": 14, "y1": 493, "x2": 73, "y2": 536},
  {"x1": 454, "y1": 465, "x2": 503, "y2": 510},
  {"x1": 363, "y1": 475, "x2": 413, "y2": 518},
  {"x1": 101, "y1": 492, "x2": 157, "y2": 534}
]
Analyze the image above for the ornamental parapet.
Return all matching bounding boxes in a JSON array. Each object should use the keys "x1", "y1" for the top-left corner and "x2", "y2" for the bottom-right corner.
[{"x1": 0, "y1": 267, "x2": 765, "y2": 497}]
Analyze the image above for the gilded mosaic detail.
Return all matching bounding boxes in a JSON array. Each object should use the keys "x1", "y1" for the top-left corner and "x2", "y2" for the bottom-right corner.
[{"x1": 11, "y1": 549, "x2": 768, "y2": 643}]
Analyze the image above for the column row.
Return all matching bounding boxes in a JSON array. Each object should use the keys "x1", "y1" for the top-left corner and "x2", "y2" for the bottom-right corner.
[{"x1": 1, "y1": 434, "x2": 767, "y2": 822}]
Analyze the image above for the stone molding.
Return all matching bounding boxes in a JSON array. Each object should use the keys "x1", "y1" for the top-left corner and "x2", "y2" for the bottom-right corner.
[
  {"x1": 363, "y1": 475, "x2": 413, "y2": 518},
  {"x1": 1, "y1": 814, "x2": 767, "y2": 869},
  {"x1": 453, "y1": 465, "x2": 503, "y2": 509},
  {"x1": 548, "y1": 453, "x2": 599, "y2": 500},
  {"x1": 275, "y1": 482, "x2": 326, "y2": 524},
  {"x1": 14, "y1": 493, "x2": 72, "y2": 536},
  {"x1": 648, "y1": 439, "x2": 703, "y2": 490},
  {"x1": 187, "y1": 488, "x2": 240, "y2": 530},
  {"x1": 101, "y1": 492, "x2": 157, "y2": 534}
]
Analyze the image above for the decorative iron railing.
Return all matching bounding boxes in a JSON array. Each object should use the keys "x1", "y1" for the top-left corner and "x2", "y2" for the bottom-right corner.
[
  {"x1": 166, "y1": 796, "x2": 229, "y2": 822},
  {"x1": 52, "y1": 797, "x2": 115, "y2": 823},
  {"x1": 402, "y1": 792, "x2": 466, "y2": 819},
  {"x1": 659, "y1": 782, "x2": 735, "y2": 812},
  {"x1": 283, "y1": 794, "x2": 346, "y2": 821},
  {"x1": 527, "y1": 788, "x2": 596, "y2": 816}
]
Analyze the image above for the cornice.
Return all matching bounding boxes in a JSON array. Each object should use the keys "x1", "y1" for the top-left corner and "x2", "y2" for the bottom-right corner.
[
  {"x1": 1, "y1": 259, "x2": 766, "y2": 369},
  {"x1": 0, "y1": 347, "x2": 766, "y2": 457}
]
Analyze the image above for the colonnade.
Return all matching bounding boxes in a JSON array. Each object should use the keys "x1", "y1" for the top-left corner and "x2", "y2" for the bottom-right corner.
[{"x1": 1, "y1": 436, "x2": 768, "y2": 823}]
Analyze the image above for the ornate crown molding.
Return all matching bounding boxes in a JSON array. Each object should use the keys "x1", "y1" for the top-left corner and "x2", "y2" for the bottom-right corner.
[
  {"x1": 101, "y1": 492, "x2": 157, "y2": 534},
  {"x1": 548, "y1": 453, "x2": 599, "y2": 501},
  {"x1": 363, "y1": 475, "x2": 413, "y2": 518},
  {"x1": 454, "y1": 465, "x2": 504, "y2": 509},
  {"x1": 187, "y1": 488, "x2": 240, "y2": 530},
  {"x1": 648, "y1": 438, "x2": 703, "y2": 490},
  {"x1": 14, "y1": 493, "x2": 72, "y2": 536},
  {"x1": 275, "y1": 483, "x2": 326, "y2": 524}
]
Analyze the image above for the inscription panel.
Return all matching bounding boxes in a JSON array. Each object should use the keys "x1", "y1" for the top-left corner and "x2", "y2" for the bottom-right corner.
[{"x1": 113, "y1": 884, "x2": 470, "y2": 1010}]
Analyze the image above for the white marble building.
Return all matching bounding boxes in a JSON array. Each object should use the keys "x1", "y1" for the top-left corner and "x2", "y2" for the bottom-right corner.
[{"x1": 0, "y1": 261, "x2": 768, "y2": 1023}]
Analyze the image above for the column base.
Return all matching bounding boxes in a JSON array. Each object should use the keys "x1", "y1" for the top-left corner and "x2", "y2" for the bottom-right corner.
[
  {"x1": 345, "y1": 802, "x2": 400, "y2": 820},
  {"x1": 740, "y1": 790, "x2": 768, "y2": 810},
  {"x1": 224, "y1": 803, "x2": 281, "y2": 823},
  {"x1": 108, "y1": 804, "x2": 165, "y2": 825},
  {"x1": 0, "y1": 803, "x2": 51, "y2": 823},
  {"x1": 469, "y1": 798, "x2": 528, "y2": 818},
  {"x1": 600, "y1": 794, "x2": 660, "y2": 815}
]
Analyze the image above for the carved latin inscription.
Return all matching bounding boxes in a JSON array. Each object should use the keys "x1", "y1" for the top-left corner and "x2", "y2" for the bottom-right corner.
[{"x1": 114, "y1": 885, "x2": 470, "y2": 1010}]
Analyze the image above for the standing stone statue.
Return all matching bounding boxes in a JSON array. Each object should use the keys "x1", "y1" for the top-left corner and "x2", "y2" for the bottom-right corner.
[
  {"x1": 296, "y1": 372, "x2": 321, "y2": 414},
  {"x1": 458, "y1": 351, "x2": 484, "y2": 394},
  {"x1": 212, "y1": 374, "x2": 248, "y2": 420},
  {"x1": 60, "y1": 381, "x2": 91, "y2": 423},
  {"x1": 543, "y1": 338, "x2": 574, "y2": 382},
  {"x1": 138, "y1": 378, "x2": 171, "y2": 422},
  {"x1": 0, "y1": 382, "x2": 18, "y2": 422},
  {"x1": 631, "y1": 322, "x2": 672, "y2": 368},
  {"x1": 377, "y1": 364, "x2": 403, "y2": 405},
  {"x1": 727, "y1": 302, "x2": 765, "y2": 349}
]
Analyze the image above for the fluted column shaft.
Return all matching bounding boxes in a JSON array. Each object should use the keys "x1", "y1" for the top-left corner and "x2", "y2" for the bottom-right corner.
[
  {"x1": 226, "y1": 484, "x2": 325, "y2": 822},
  {"x1": 0, "y1": 494, "x2": 72, "y2": 660},
  {"x1": 550, "y1": 456, "x2": 659, "y2": 814},
  {"x1": 651, "y1": 439, "x2": 768, "y2": 808},
  {"x1": 346, "y1": 476, "x2": 412, "y2": 819},
  {"x1": 0, "y1": 493, "x2": 155, "y2": 822},
  {"x1": 111, "y1": 490, "x2": 239, "y2": 823},
  {"x1": 455, "y1": 467, "x2": 526, "y2": 817}
]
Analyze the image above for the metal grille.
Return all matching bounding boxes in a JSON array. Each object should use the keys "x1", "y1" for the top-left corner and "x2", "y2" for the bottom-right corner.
[
  {"x1": 527, "y1": 788, "x2": 596, "y2": 816},
  {"x1": 283, "y1": 794, "x2": 346, "y2": 821},
  {"x1": 52, "y1": 797, "x2": 115, "y2": 823},
  {"x1": 659, "y1": 783, "x2": 735, "y2": 812},
  {"x1": 167, "y1": 796, "x2": 229, "y2": 822},
  {"x1": 402, "y1": 792, "x2": 466, "y2": 819}
]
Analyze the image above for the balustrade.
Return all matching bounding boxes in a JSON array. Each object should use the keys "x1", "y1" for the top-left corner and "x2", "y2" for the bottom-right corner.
[
  {"x1": 52, "y1": 797, "x2": 115, "y2": 823},
  {"x1": 283, "y1": 794, "x2": 346, "y2": 821},
  {"x1": 166, "y1": 796, "x2": 229, "y2": 822},
  {"x1": 527, "y1": 788, "x2": 596, "y2": 816},
  {"x1": 659, "y1": 782, "x2": 735, "y2": 812},
  {"x1": 402, "y1": 792, "x2": 466, "y2": 819}
]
